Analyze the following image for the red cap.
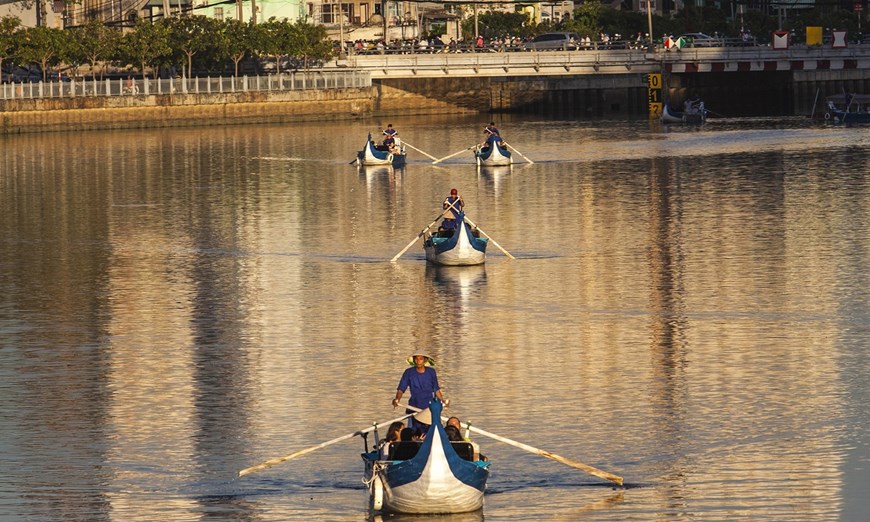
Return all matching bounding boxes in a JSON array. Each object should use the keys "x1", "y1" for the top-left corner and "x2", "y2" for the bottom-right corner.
[{"x1": 450, "y1": 188, "x2": 458, "y2": 195}]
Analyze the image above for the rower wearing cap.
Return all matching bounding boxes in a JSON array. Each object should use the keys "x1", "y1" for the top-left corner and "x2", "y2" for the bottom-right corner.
[
  {"x1": 440, "y1": 188, "x2": 464, "y2": 231},
  {"x1": 393, "y1": 352, "x2": 445, "y2": 435}
]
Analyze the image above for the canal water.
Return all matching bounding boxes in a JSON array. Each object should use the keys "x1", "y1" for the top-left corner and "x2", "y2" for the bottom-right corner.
[{"x1": 1, "y1": 114, "x2": 868, "y2": 521}]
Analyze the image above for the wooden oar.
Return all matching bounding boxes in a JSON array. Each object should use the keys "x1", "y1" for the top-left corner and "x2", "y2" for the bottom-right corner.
[
  {"x1": 432, "y1": 145, "x2": 475, "y2": 164},
  {"x1": 401, "y1": 141, "x2": 438, "y2": 161},
  {"x1": 462, "y1": 215, "x2": 515, "y2": 260},
  {"x1": 443, "y1": 199, "x2": 515, "y2": 260},
  {"x1": 396, "y1": 403, "x2": 623, "y2": 486},
  {"x1": 503, "y1": 141, "x2": 534, "y2": 164},
  {"x1": 463, "y1": 424, "x2": 623, "y2": 486},
  {"x1": 237, "y1": 412, "x2": 414, "y2": 477},
  {"x1": 390, "y1": 212, "x2": 448, "y2": 262}
]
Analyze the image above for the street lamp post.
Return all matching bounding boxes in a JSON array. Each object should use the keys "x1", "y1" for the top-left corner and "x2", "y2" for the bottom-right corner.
[{"x1": 646, "y1": 0, "x2": 654, "y2": 52}]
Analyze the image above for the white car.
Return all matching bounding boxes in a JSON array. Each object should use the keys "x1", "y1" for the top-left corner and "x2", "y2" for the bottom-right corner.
[{"x1": 678, "y1": 33, "x2": 720, "y2": 47}]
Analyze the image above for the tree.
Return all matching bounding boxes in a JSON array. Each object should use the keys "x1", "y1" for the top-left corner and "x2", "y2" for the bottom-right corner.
[
  {"x1": 565, "y1": 0, "x2": 603, "y2": 39},
  {"x1": 221, "y1": 19, "x2": 256, "y2": 77},
  {"x1": 16, "y1": 25, "x2": 66, "y2": 81},
  {"x1": 291, "y1": 20, "x2": 333, "y2": 69},
  {"x1": 461, "y1": 11, "x2": 533, "y2": 41},
  {"x1": 117, "y1": 19, "x2": 172, "y2": 79},
  {"x1": 0, "y1": 15, "x2": 21, "y2": 76},
  {"x1": 167, "y1": 15, "x2": 222, "y2": 77},
  {"x1": 256, "y1": 18, "x2": 290, "y2": 74},
  {"x1": 68, "y1": 19, "x2": 121, "y2": 79}
]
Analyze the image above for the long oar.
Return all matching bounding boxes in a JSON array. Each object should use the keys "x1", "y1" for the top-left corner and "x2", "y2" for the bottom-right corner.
[
  {"x1": 237, "y1": 412, "x2": 414, "y2": 477},
  {"x1": 462, "y1": 214, "x2": 515, "y2": 259},
  {"x1": 443, "y1": 199, "x2": 515, "y2": 260},
  {"x1": 397, "y1": 403, "x2": 623, "y2": 486},
  {"x1": 432, "y1": 145, "x2": 475, "y2": 164},
  {"x1": 390, "y1": 212, "x2": 447, "y2": 262},
  {"x1": 467, "y1": 424, "x2": 624, "y2": 486},
  {"x1": 503, "y1": 141, "x2": 534, "y2": 164},
  {"x1": 401, "y1": 141, "x2": 438, "y2": 161}
]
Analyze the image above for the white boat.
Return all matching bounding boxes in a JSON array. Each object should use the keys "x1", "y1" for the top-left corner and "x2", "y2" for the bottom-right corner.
[
  {"x1": 423, "y1": 212, "x2": 488, "y2": 266},
  {"x1": 474, "y1": 137, "x2": 512, "y2": 166},
  {"x1": 362, "y1": 399, "x2": 490, "y2": 514},
  {"x1": 662, "y1": 101, "x2": 706, "y2": 124},
  {"x1": 357, "y1": 133, "x2": 407, "y2": 166}
]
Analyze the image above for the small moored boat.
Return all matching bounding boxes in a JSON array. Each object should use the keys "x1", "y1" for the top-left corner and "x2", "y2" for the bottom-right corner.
[
  {"x1": 357, "y1": 133, "x2": 407, "y2": 166},
  {"x1": 824, "y1": 93, "x2": 870, "y2": 124},
  {"x1": 423, "y1": 212, "x2": 488, "y2": 266},
  {"x1": 362, "y1": 399, "x2": 490, "y2": 514}
]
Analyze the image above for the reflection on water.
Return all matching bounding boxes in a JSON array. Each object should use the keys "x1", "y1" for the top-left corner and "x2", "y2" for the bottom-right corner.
[{"x1": 1, "y1": 116, "x2": 868, "y2": 521}]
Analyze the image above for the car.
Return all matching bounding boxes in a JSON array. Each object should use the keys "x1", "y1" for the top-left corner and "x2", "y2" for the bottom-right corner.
[
  {"x1": 523, "y1": 32, "x2": 581, "y2": 51},
  {"x1": 678, "y1": 33, "x2": 721, "y2": 48}
]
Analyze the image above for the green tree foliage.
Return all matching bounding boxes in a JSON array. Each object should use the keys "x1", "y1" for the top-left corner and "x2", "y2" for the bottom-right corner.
[
  {"x1": 118, "y1": 19, "x2": 171, "y2": 79},
  {"x1": 461, "y1": 11, "x2": 532, "y2": 40},
  {"x1": 68, "y1": 19, "x2": 121, "y2": 79},
  {"x1": 167, "y1": 15, "x2": 223, "y2": 76},
  {"x1": 292, "y1": 20, "x2": 333, "y2": 68},
  {"x1": 0, "y1": 15, "x2": 21, "y2": 74},
  {"x1": 221, "y1": 20, "x2": 256, "y2": 77},
  {"x1": 563, "y1": 0, "x2": 602, "y2": 39},
  {"x1": 16, "y1": 26, "x2": 66, "y2": 81},
  {"x1": 256, "y1": 18, "x2": 290, "y2": 73}
]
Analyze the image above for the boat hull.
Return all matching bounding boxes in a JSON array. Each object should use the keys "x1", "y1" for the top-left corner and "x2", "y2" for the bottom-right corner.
[
  {"x1": 826, "y1": 108, "x2": 870, "y2": 124},
  {"x1": 362, "y1": 400, "x2": 489, "y2": 514},
  {"x1": 357, "y1": 134, "x2": 407, "y2": 166},
  {"x1": 474, "y1": 142, "x2": 512, "y2": 166},
  {"x1": 662, "y1": 103, "x2": 705, "y2": 124},
  {"x1": 424, "y1": 215, "x2": 487, "y2": 266}
]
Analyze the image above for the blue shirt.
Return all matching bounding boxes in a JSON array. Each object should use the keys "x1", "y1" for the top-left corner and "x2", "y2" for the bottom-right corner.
[{"x1": 397, "y1": 367, "x2": 440, "y2": 410}]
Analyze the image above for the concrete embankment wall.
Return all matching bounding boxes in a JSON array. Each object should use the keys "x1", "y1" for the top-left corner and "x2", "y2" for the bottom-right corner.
[
  {"x1": 0, "y1": 89, "x2": 377, "y2": 134},
  {"x1": 1, "y1": 74, "x2": 648, "y2": 134}
]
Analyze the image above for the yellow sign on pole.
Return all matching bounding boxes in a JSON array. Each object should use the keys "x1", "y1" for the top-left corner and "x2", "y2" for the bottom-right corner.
[{"x1": 647, "y1": 73, "x2": 663, "y2": 119}]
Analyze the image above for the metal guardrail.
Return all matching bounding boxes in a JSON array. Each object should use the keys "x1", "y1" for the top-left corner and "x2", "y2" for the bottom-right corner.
[{"x1": 0, "y1": 70, "x2": 372, "y2": 101}]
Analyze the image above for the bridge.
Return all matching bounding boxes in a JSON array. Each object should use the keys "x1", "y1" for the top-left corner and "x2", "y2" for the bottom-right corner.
[
  {"x1": 340, "y1": 46, "x2": 870, "y2": 79},
  {"x1": 341, "y1": 45, "x2": 870, "y2": 117}
]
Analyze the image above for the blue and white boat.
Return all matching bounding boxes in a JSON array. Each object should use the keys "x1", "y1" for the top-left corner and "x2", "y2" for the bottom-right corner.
[
  {"x1": 824, "y1": 93, "x2": 870, "y2": 124},
  {"x1": 474, "y1": 136, "x2": 512, "y2": 166},
  {"x1": 357, "y1": 133, "x2": 407, "y2": 166},
  {"x1": 662, "y1": 100, "x2": 706, "y2": 124},
  {"x1": 423, "y1": 212, "x2": 488, "y2": 266},
  {"x1": 362, "y1": 400, "x2": 490, "y2": 514}
]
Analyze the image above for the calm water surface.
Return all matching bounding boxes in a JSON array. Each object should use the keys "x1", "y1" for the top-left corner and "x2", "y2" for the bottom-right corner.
[{"x1": 1, "y1": 116, "x2": 868, "y2": 521}]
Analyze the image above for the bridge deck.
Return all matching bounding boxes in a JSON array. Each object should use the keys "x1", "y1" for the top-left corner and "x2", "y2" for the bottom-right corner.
[{"x1": 341, "y1": 47, "x2": 870, "y2": 79}]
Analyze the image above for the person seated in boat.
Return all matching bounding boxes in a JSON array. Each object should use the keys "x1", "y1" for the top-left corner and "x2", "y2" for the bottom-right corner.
[
  {"x1": 684, "y1": 94, "x2": 703, "y2": 115},
  {"x1": 381, "y1": 124, "x2": 400, "y2": 152},
  {"x1": 439, "y1": 188, "x2": 464, "y2": 232},
  {"x1": 446, "y1": 416, "x2": 486, "y2": 461},
  {"x1": 479, "y1": 128, "x2": 505, "y2": 151},
  {"x1": 380, "y1": 421, "x2": 405, "y2": 458},
  {"x1": 484, "y1": 122, "x2": 500, "y2": 137}
]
